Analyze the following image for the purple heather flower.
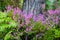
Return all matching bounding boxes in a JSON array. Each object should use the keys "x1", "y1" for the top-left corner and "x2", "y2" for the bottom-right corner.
[
  {"x1": 13, "y1": 8, "x2": 17, "y2": 16},
  {"x1": 23, "y1": 14, "x2": 29, "y2": 24},
  {"x1": 28, "y1": 26, "x2": 32, "y2": 31},
  {"x1": 24, "y1": 12, "x2": 33, "y2": 20},
  {"x1": 6, "y1": 5, "x2": 12, "y2": 11},
  {"x1": 23, "y1": 14, "x2": 27, "y2": 19},
  {"x1": 52, "y1": 16, "x2": 59, "y2": 24},
  {"x1": 23, "y1": 12, "x2": 33, "y2": 25},
  {"x1": 55, "y1": 9, "x2": 60, "y2": 14},
  {"x1": 37, "y1": 14, "x2": 44, "y2": 21},
  {"x1": 33, "y1": 15, "x2": 37, "y2": 21},
  {"x1": 26, "y1": 27, "x2": 29, "y2": 32},
  {"x1": 55, "y1": 16, "x2": 59, "y2": 24},
  {"x1": 27, "y1": 12, "x2": 33, "y2": 18},
  {"x1": 17, "y1": 7, "x2": 22, "y2": 15},
  {"x1": 52, "y1": 17, "x2": 55, "y2": 22},
  {"x1": 42, "y1": 20, "x2": 46, "y2": 24},
  {"x1": 48, "y1": 10, "x2": 55, "y2": 14}
]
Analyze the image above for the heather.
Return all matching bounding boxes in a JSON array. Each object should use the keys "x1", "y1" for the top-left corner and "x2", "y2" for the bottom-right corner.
[{"x1": 0, "y1": 0, "x2": 60, "y2": 40}]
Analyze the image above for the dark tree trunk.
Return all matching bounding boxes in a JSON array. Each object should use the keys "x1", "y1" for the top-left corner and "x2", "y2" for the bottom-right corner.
[{"x1": 23, "y1": 0, "x2": 45, "y2": 15}]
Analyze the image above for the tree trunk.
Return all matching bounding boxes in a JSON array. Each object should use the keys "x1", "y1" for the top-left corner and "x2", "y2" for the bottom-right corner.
[{"x1": 23, "y1": 0, "x2": 45, "y2": 15}]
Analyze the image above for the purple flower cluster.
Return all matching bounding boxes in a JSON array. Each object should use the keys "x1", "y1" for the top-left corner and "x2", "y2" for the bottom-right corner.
[
  {"x1": 6, "y1": 5, "x2": 12, "y2": 12},
  {"x1": 48, "y1": 9, "x2": 60, "y2": 24},
  {"x1": 6, "y1": 5, "x2": 60, "y2": 32},
  {"x1": 48, "y1": 9, "x2": 60, "y2": 14},
  {"x1": 13, "y1": 8, "x2": 60, "y2": 27}
]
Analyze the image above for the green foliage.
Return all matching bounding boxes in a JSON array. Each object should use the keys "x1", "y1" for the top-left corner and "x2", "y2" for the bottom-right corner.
[
  {"x1": 32, "y1": 22, "x2": 46, "y2": 32},
  {"x1": 54, "y1": 29, "x2": 60, "y2": 38},
  {"x1": 0, "y1": 12, "x2": 17, "y2": 40},
  {"x1": 4, "y1": 31, "x2": 12, "y2": 40},
  {"x1": 0, "y1": 0, "x2": 23, "y2": 11},
  {"x1": 57, "y1": 0, "x2": 60, "y2": 5},
  {"x1": 39, "y1": 26, "x2": 60, "y2": 40},
  {"x1": 43, "y1": 29, "x2": 55, "y2": 40},
  {"x1": 19, "y1": 0, "x2": 23, "y2": 9},
  {"x1": 45, "y1": 0, "x2": 56, "y2": 10}
]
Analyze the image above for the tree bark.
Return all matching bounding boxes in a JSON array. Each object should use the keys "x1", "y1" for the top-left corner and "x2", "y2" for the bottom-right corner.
[{"x1": 23, "y1": 0, "x2": 45, "y2": 15}]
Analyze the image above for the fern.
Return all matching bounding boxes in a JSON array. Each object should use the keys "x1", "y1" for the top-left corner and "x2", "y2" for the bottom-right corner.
[{"x1": 0, "y1": 12, "x2": 17, "y2": 40}]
